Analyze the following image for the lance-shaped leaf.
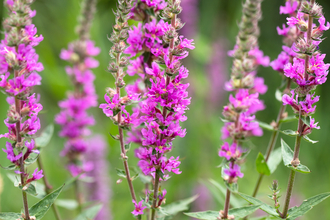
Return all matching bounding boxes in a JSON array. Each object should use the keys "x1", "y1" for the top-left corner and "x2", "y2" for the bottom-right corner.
[
  {"x1": 35, "y1": 124, "x2": 54, "y2": 147},
  {"x1": 238, "y1": 193, "x2": 280, "y2": 217},
  {"x1": 256, "y1": 153, "x2": 271, "y2": 175},
  {"x1": 55, "y1": 199, "x2": 78, "y2": 210},
  {"x1": 116, "y1": 168, "x2": 127, "y2": 178},
  {"x1": 29, "y1": 185, "x2": 64, "y2": 220},
  {"x1": 280, "y1": 130, "x2": 298, "y2": 137},
  {"x1": 281, "y1": 139, "x2": 310, "y2": 174},
  {"x1": 302, "y1": 135, "x2": 318, "y2": 144},
  {"x1": 0, "y1": 164, "x2": 16, "y2": 170},
  {"x1": 7, "y1": 173, "x2": 46, "y2": 198},
  {"x1": 275, "y1": 89, "x2": 282, "y2": 102},
  {"x1": 286, "y1": 192, "x2": 330, "y2": 220},
  {"x1": 279, "y1": 115, "x2": 297, "y2": 123},
  {"x1": 157, "y1": 195, "x2": 198, "y2": 218},
  {"x1": 0, "y1": 213, "x2": 22, "y2": 220},
  {"x1": 74, "y1": 204, "x2": 103, "y2": 220},
  {"x1": 258, "y1": 121, "x2": 275, "y2": 131},
  {"x1": 267, "y1": 147, "x2": 282, "y2": 174},
  {"x1": 184, "y1": 205, "x2": 260, "y2": 219},
  {"x1": 208, "y1": 179, "x2": 243, "y2": 208},
  {"x1": 25, "y1": 153, "x2": 39, "y2": 165}
]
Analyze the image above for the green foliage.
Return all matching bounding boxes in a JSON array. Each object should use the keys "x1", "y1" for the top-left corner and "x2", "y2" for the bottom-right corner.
[
  {"x1": 238, "y1": 193, "x2": 280, "y2": 218},
  {"x1": 0, "y1": 213, "x2": 22, "y2": 220},
  {"x1": 184, "y1": 205, "x2": 260, "y2": 219},
  {"x1": 29, "y1": 185, "x2": 64, "y2": 219},
  {"x1": 115, "y1": 168, "x2": 127, "y2": 178},
  {"x1": 302, "y1": 135, "x2": 318, "y2": 144},
  {"x1": 73, "y1": 204, "x2": 103, "y2": 220},
  {"x1": 258, "y1": 121, "x2": 275, "y2": 131},
  {"x1": 256, "y1": 152, "x2": 271, "y2": 175},
  {"x1": 55, "y1": 199, "x2": 78, "y2": 210},
  {"x1": 267, "y1": 147, "x2": 282, "y2": 174},
  {"x1": 286, "y1": 193, "x2": 330, "y2": 220},
  {"x1": 281, "y1": 139, "x2": 310, "y2": 174},
  {"x1": 157, "y1": 195, "x2": 199, "y2": 219},
  {"x1": 280, "y1": 130, "x2": 298, "y2": 137},
  {"x1": 35, "y1": 124, "x2": 54, "y2": 148},
  {"x1": 279, "y1": 116, "x2": 297, "y2": 123}
]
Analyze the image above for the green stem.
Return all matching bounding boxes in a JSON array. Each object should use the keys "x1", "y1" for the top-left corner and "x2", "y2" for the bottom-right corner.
[
  {"x1": 37, "y1": 157, "x2": 62, "y2": 220},
  {"x1": 281, "y1": 169, "x2": 296, "y2": 218},
  {"x1": 74, "y1": 180, "x2": 83, "y2": 213}
]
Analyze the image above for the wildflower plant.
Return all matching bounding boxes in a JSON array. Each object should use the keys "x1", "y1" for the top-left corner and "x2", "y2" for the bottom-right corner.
[
  {"x1": 100, "y1": 0, "x2": 197, "y2": 219},
  {"x1": 0, "y1": 1, "x2": 63, "y2": 220}
]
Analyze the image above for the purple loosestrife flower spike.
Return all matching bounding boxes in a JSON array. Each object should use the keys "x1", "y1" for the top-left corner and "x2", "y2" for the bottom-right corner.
[
  {"x1": 56, "y1": 0, "x2": 99, "y2": 177},
  {"x1": 280, "y1": 0, "x2": 330, "y2": 218},
  {"x1": 125, "y1": 0, "x2": 194, "y2": 218},
  {"x1": 219, "y1": 0, "x2": 268, "y2": 218},
  {"x1": 99, "y1": 0, "x2": 140, "y2": 216},
  {"x1": 0, "y1": 0, "x2": 44, "y2": 218},
  {"x1": 251, "y1": 0, "x2": 304, "y2": 200}
]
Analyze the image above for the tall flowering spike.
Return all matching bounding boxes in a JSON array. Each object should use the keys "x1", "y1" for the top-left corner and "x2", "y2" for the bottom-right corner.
[
  {"x1": 0, "y1": 0, "x2": 44, "y2": 218},
  {"x1": 219, "y1": 0, "x2": 268, "y2": 219},
  {"x1": 56, "y1": 0, "x2": 99, "y2": 177},
  {"x1": 123, "y1": 0, "x2": 194, "y2": 218},
  {"x1": 99, "y1": 0, "x2": 140, "y2": 216},
  {"x1": 280, "y1": 1, "x2": 330, "y2": 218}
]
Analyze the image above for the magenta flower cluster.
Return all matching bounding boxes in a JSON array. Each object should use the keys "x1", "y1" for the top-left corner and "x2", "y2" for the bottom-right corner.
[
  {"x1": 220, "y1": 2, "x2": 269, "y2": 181},
  {"x1": 0, "y1": 0, "x2": 44, "y2": 184},
  {"x1": 99, "y1": 0, "x2": 194, "y2": 216},
  {"x1": 56, "y1": 40, "x2": 100, "y2": 176},
  {"x1": 280, "y1": 0, "x2": 329, "y2": 136}
]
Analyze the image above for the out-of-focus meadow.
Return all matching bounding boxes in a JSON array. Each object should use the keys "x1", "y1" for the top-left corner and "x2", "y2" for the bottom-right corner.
[{"x1": 0, "y1": 0, "x2": 330, "y2": 219}]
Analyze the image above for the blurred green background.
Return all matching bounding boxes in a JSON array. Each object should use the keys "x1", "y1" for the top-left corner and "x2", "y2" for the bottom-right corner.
[{"x1": 1, "y1": 0, "x2": 330, "y2": 219}]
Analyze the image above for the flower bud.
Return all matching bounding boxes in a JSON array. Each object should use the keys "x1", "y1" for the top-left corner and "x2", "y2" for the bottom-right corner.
[
  {"x1": 108, "y1": 62, "x2": 119, "y2": 73},
  {"x1": 301, "y1": 1, "x2": 323, "y2": 18},
  {"x1": 294, "y1": 38, "x2": 317, "y2": 55},
  {"x1": 7, "y1": 108, "x2": 21, "y2": 124},
  {"x1": 119, "y1": 57, "x2": 129, "y2": 67},
  {"x1": 116, "y1": 77, "x2": 126, "y2": 88}
]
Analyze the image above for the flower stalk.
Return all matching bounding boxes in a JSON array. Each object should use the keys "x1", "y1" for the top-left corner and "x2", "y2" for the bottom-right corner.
[
  {"x1": 219, "y1": 0, "x2": 268, "y2": 218},
  {"x1": 279, "y1": 0, "x2": 329, "y2": 217}
]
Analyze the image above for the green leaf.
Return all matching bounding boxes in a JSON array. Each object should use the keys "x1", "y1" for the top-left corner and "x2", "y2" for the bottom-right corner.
[
  {"x1": 208, "y1": 179, "x2": 243, "y2": 208},
  {"x1": 74, "y1": 204, "x2": 103, "y2": 220},
  {"x1": 115, "y1": 168, "x2": 126, "y2": 178},
  {"x1": 303, "y1": 135, "x2": 318, "y2": 144},
  {"x1": 29, "y1": 185, "x2": 64, "y2": 220},
  {"x1": 256, "y1": 153, "x2": 271, "y2": 175},
  {"x1": 6, "y1": 173, "x2": 19, "y2": 187},
  {"x1": 0, "y1": 164, "x2": 16, "y2": 170},
  {"x1": 108, "y1": 132, "x2": 119, "y2": 141},
  {"x1": 281, "y1": 139, "x2": 310, "y2": 174},
  {"x1": 279, "y1": 115, "x2": 297, "y2": 123},
  {"x1": 280, "y1": 129, "x2": 298, "y2": 136},
  {"x1": 55, "y1": 199, "x2": 78, "y2": 210},
  {"x1": 158, "y1": 195, "x2": 199, "y2": 218},
  {"x1": 267, "y1": 147, "x2": 282, "y2": 174},
  {"x1": 287, "y1": 192, "x2": 330, "y2": 220},
  {"x1": 275, "y1": 89, "x2": 282, "y2": 102},
  {"x1": 124, "y1": 142, "x2": 131, "y2": 151},
  {"x1": 156, "y1": 169, "x2": 164, "y2": 180},
  {"x1": 131, "y1": 173, "x2": 139, "y2": 181},
  {"x1": 184, "y1": 205, "x2": 260, "y2": 219},
  {"x1": 35, "y1": 124, "x2": 54, "y2": 147},
  {"x1": 25, "y1": 153, "x2": 39, "y2": 165},
  {"x1": 300, "y1": 116, "x2": 311, "y2": 127},
  {"x1": 19, "y1": 184, "x2": 38, "y2": 197},
  {"x1": 258, "y1": 121, "x2": 275, "y2": 131},
  {"x1": 238, "y1": 193, "x2": 280, "y2": 217},
  {"x1": 0, "y1": 213, "x2": 22, "y2": 220},
  {"x1": 139, "y1": 174, "x2": 152, "y2": 184}
]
